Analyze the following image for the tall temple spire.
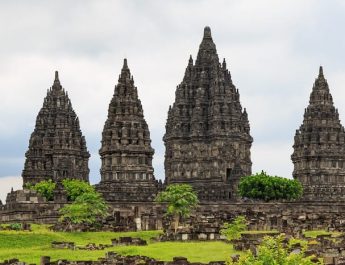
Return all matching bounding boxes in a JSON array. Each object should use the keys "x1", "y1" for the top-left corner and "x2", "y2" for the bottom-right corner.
[
  {"x1": 164, "y1": 27, "x2": 252, "y2": 201},
  {"x1": 22, "y1": 71, "x2": 90, "y2": 186},
  {"x1": 97, "y1": 59, "x2": 159, "y2": 202},
  {"x1": 292, "y1": 66, "x2": 345, "y2": 201}
]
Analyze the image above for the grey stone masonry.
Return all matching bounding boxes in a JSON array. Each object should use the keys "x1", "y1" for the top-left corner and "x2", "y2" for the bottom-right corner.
[
  {"x1": 164, "y1": 26, "x2": 252, "y2": 201},
  {"x1": 292, "y1": 67, "x2": 345, "y2": 200},
  {"x1": 97, "y1": 59, "x2": 160, "y2": 202},
  {"x1": 22, "y1": 71, "x2": 90, "y2": 186}
]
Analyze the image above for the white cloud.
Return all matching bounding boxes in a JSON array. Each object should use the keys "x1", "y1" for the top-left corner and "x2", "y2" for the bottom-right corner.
[{"x1": 0, "y1": 176, "x2": 22, "y2": 203}]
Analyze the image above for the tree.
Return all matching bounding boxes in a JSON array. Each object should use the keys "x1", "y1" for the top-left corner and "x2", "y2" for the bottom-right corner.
[
  {"x1": 155, "y1": 184, "x2": 199, "y2": 233},
  {"x1": 62, "y1": 179, "x2": 95, "y2": 201},
  {"x1": 228, "y1": 234, "x2": 321, "y2": 265},
  {"x1": 238, "y1": 171, "x2": 303, "y2": 201},
  {"x1": 220, "y1": 216, "x2": 247, "y2": 240},
  {"x1": 28, "y1": 179, "x2": 56, "y2": 201},
  {"x1": 59, "y1": 191, "x2": 108, "y2": 228}
]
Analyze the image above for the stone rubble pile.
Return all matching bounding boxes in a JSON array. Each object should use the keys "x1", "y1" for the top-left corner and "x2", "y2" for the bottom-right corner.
[{"x1": 0, "y1": 253, "x2": 226, "y2": 265}]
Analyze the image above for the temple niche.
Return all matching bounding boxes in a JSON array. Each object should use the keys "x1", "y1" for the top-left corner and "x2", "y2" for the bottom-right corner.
[
  {"x1": 292, "y1": 67, "x2": 345, "y2": 200},
  {"x1": 22, "y1": 71, "x2": 90, "y2": 186},
  {"x1": 163, "y1": 27, "x2": 252, "y2": 201},
  {"x1": 96, "y1": 59, "x2": 160, "y2": 202}
]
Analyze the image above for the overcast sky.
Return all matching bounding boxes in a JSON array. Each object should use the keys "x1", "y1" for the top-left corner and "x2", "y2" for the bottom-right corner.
[{"x1": 1, "y1": 0, "x2": 345, "y2": 202}]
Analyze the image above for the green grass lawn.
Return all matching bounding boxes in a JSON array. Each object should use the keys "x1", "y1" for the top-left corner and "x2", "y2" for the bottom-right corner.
[{"x1": 0, "y1": 224, "x2": 238, "y2": 264}]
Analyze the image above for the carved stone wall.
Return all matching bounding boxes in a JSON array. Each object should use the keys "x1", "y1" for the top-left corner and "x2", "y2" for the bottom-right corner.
[
  {"x1": 2, "y1": 190, "x2": 345, "y2": 235},
  {"x1": 97, "y1": 59, "x2": 160, "y2": 202},
  {"x1": 0, "y1": 189, "x2": 164, "y2": 231},
  {"x1": 292, "y1": 67, "x2": 345, "y2": 200},
  {"x1": 164, "y1": 27, "x2": 252, "y2": 201},
  {"x1": 0, "y1": 189, "x2": 62, "y2": 223},
  {"x1": 22, "y1": 71, "x2": 90, "y2": 186}
]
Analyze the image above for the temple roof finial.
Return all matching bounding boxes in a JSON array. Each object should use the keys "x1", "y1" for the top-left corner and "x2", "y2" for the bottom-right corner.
[
  {"x1": 188, "y1": 55, "x2": 193, "y2": 66},
  {"x1": 54, "y1": 71, "x2": 60, "y2": 84},
  {"x1": 196, "y1": 26, "x2": 218, "y2": 65},
  {"x1": 319, "y1": 65, "x2": 324, "y2": 78},
  {"x1": 203, "y1": 26, "x2": 212, "y2": 39},
  {"x1": 123, "y1": 58, "x2": 128, "y2": 70},
  {"x1": 52, "y1": 70, "x2": 61, "y2": 89},
  {"x1": 120, "y1": 58, "x2": 131, "y2": 81}
]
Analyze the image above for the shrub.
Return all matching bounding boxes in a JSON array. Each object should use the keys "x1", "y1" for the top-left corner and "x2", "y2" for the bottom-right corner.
[
  {"x1": 30, "y1": 179, "x2": 56, "y2": 201},
  {"x1": 62, "y1": 179, "x2": 95, "y2": 201},
  {"x1": 238, "y1": 171, "x2": 303, "y2": 201},
  {"x1": 220, "y1": 216, "x2": 247, "y2": 240},
  {"x1": 227, "y1": 234, "x2": 321, "y2": 265},
  {"x1": 59, "y1": 191, "x2": 108, "y2": 225},
  {"x1": 27, "y1": 179, "x2": 95, "y2": 202},
  {"x1": 9, "y1": 223, "x2": 22, "y2": 230}
]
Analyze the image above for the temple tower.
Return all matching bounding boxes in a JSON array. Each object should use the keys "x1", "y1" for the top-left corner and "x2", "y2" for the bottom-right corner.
[
  {"x1": 164, "y1": 27, "x2": 252, "y2": 201},
  {"x1": 97, "y1": 59, "x2": 159, "y2": 202},
  {"x1": 292, "y1": 67, "x2": 345, "y2": 200},
  {"x1": 22, "y1": 71, "x2": 90, "y2": 186}
]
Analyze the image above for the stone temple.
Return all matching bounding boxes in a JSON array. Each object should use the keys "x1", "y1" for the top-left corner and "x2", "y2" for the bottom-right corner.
[
  {"x1": 292, "y1": 67, "x2": 345, "y2": 200},
  {"x1": 163, "y1": 27, "x2": 252, "y2": 201},
  {"x1": 22, "y1": 71, "x2": 90, "y2": 186},
  {"x1": 96, "y1": 59, "x2": 160, "y2": 202},
  {"x1": 5, "y1": 27, "x2": 345, "y2": 239}
]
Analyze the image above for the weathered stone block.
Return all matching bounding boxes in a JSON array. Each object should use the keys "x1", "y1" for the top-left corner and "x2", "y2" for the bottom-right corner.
[{"x1": 181, "y1": 234, "x2": 189, "y2": 241}]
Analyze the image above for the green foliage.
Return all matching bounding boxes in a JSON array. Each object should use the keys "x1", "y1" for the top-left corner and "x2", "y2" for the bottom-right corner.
[
  {"x1": 155, "y1": 184, "x2": 199, "y2": 232},
  {"x1": 220, "y1": 216, "x2": 247, "y2": 240},
  {"x1": 155, "y1": 184, "x2": 199, "y2": 218},
  {"x1": 238, "y1": 171, "x2": 303, "y2": 201},
  {"x1": 29, "y1": 179, "x2": 56, "y2": 201},
  {"x1": 28, "y1": 179, "x2": 95, "y2": 202},
  {"x1": 58, "y1": 180, "x2": 108, "y2": 226},
  {"x1": 9, "y1": 223, "x2": 22, "y2": 231},
  {"x1": 23, "y1": 182, "x2": 33, "y2": 190},
  {"x1": 59, "y1": 191, "x2": 108, "y2": 225},
  {"x1": 62, "y1": 179, "x2": 95, "y2": 201},
  {"x1": 228, "y1": 234, "x2": 321, "y2": 265}
]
